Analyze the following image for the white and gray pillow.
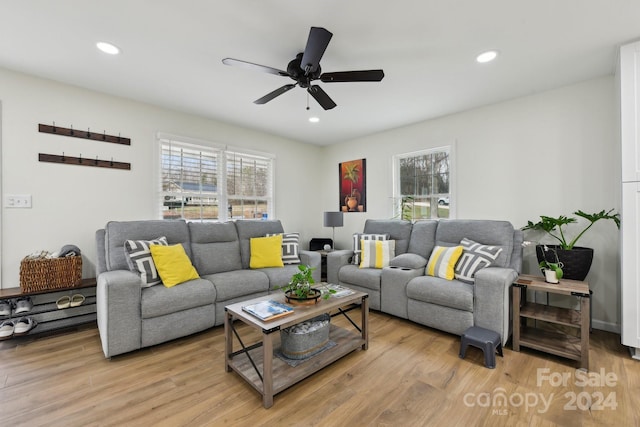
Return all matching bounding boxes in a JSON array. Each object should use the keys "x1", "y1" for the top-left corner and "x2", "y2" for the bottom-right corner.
[
  {"x1": 454, "y1": 238, "x2": 503, "y2": 284},
  {"x1": 124, "y1": 236, "x2": 168, "y2": 287},
  {"x1": 352, "y1": 233, "x2": 389, "y2": 265}
]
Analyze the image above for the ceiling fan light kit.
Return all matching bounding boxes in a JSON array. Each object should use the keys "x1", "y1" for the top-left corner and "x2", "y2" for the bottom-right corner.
[{"x1": 223, "y1": 27, "x2": 384, "y2": 110}]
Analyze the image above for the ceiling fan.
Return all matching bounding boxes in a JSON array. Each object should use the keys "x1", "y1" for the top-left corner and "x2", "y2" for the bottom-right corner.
[{"x1": 222, "y1": 27, "x2": 384, "y2": 110}]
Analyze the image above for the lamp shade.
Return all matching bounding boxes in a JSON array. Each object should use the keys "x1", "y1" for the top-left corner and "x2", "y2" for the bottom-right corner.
[{"x1": 323, "y1": 211, "x2": 344, "y2": 228}]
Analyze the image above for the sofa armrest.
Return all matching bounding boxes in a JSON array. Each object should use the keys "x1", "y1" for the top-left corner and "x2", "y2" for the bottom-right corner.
[
  {"x1": 299, "y1": 250, "x2": 322, "y2": 283},
  {"x1": 326, "y1": 249, "x2": 353, "y2": 284},
  {"x1": 97, "y1": 270, "x2": 143, "y2": 358},
  {"x1": 473, "y1": 267, "x2": 518, "y2": 346}
]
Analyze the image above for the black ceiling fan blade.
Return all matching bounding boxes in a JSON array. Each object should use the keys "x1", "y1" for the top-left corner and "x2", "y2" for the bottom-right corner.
[
  {"x1": 254, "y1": 84, "x2": 297, "y2": 104},
  {"x1": 222, "y1": 58, "x2": 289, "y2": 77},
  {"x1": 300, "y1": 27, "x2": 333, "y2": 75},
  {"x1": 307, "y1": 85, "x2": 336, "y2": 110},
  {"x1": 320, "y1": 70, "x2": 385, "y2": 83}
]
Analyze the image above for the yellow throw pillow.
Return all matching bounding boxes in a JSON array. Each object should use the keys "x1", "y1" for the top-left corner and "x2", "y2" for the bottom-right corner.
[
  {"x1": 360, "y1": 239, "x2": 395, "y2": 269},
  {"x1": 149, "y1": 244, "x2": 200, "y2": 288},
  {"x1": 250, "y1": 235, "x2": 284, "y2": 268},
  {"x1": 426, "y1": 245, "x2": 464, "y2": 280}
]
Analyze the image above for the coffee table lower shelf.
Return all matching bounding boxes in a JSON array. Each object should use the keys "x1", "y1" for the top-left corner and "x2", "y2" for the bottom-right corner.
[{"x1": 227, "y1": 325, "x2": 364, "y2": 396}]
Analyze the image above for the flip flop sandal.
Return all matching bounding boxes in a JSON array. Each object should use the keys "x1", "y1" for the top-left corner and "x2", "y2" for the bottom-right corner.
[
  {"x1": 70, "y1": 294, "x2": 85, "y2": 307},
  {"x1": 14, "y1": 297, "x2": 33, "y2": 314},
  {"x1": 13, "y1": 317, "x2": 37, "y2": 336},
  {"x1": 0, "y1": 320, "x2": 14, "y2": 339},
  {"x1": 56, "y1": 295, "x2": 71, "y2": 309}
]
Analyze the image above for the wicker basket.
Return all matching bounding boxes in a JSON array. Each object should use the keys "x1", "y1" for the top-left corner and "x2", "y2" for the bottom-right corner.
[{"x1": 19, "y1": 256, "x2": 82, "y2": 292}]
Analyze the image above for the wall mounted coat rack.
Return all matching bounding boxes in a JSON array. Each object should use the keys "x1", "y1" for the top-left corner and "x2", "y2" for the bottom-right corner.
[
  {"x1": 39, "y1": 123, "x2": 131, "y2": 145},
  {"x1": 38, "y1": 153, "x2": 131, "y2": 170}
]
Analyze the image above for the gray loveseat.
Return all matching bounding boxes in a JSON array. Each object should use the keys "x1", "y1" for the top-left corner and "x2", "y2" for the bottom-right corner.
[
  {"x1": 95, "y1": 219, "x2": 320, "y2": 358},
  {"x1": 327, "y1": 219, "x2": 523, "y2": 345}
]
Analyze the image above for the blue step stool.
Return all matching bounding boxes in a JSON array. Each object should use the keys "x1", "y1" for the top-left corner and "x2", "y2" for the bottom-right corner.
[{"x1": 459, "y1": 326, "x2": 503, "y2": 369}]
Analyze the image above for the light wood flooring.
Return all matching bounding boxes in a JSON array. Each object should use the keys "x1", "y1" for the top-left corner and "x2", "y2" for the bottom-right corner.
[{"x1": 0, "y1": 310, "x2": 638, "y2": 427}]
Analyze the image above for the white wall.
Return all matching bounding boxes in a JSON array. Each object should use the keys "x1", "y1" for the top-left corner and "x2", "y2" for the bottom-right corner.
[
  {"x1": 0, "y1": 68, "x2": 322, "y2": 288},
  {"x1": 320, "y1": 76, "x2": 620, "y2": 331},
  {"x1": 0, "y1": 67, "x2": 621, "y2": 331}
]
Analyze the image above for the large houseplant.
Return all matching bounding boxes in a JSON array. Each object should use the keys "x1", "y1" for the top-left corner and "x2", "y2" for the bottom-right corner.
[{"x1": 522, "y1": 209, "x2": 620, "y2": 280}]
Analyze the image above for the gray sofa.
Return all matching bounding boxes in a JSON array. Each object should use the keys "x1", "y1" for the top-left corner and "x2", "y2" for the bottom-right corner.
[
  {"x1": 95, "y1": 219, "x2": 320, "y2": 358},
  {"x1": 327, "y1": 219, "x2": 523, "y2": 345}
]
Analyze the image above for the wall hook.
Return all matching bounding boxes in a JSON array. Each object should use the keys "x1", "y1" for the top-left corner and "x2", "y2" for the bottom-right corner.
[
  {"x1": 87, "y1": 127, "x2": 91, "y2": 138},
  {"x1": 103, "y1": 130, "x2": 106, "y2": 140},
  {"x1": 78, "y1": 153, "x2": 82, "y2": 163},
  {"x1": 62, "y1": 152, "x2": 65, "y2": 161},
  {"x1": 53, "y1": 121, "x2": 57, "y2": 133},
  {"x1": 70, "y1": 124, "x2": 74, "y2": 136}
]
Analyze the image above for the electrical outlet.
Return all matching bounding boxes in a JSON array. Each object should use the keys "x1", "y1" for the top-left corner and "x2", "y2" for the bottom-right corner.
[{"x1": 5, "y1": 194, "x2": 32, "y2": 208}]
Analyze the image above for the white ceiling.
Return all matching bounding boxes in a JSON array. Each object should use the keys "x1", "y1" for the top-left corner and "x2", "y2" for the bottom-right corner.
[{"x1": 1, "y1": 1, "x2": 639, "y2": 146}]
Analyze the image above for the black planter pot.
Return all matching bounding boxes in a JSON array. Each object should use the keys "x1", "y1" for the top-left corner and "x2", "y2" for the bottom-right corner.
[{"x1": 535, "y1": 245, "x2": 594, "y2": 281}]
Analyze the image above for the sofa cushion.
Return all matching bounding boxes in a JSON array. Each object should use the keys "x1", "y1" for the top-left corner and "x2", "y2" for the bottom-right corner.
[
  {"x1": 426, "y1": 245, "x2": 463, "y2": 280},
  {"x1": 339, "y1": 264, "x2": 382, "y2": 291},
  {"x1": 389, "y1": 253, "x2": 428, "y2": 269},
  {"x1": 203, "y1": 270, "x2": 270, "y2": 302},
  {"x1": 104, "y1": 219, "x2": 190, "y2": 272},
  {"x1": 454, "y1": 238, "x2": 503, "y2": 284},
  {"x1": 352, "y1": 233, "x2": 388, "y2": 265},
  {"x1": 235, "y1": 220, "x2": 285, "y2": 269},
  {"x1": 250, "y1": 235, "x2": 284, "y2": 268},
  {"x1": 435, "y1": 220, "x2": 514, "y2": 268},
  {"x1": 188, "y1": 222, "x2": 242, "y2": 275},
  {"x1": 407, "y1": 220, "x2": 438, "y2": 259},
  {"x1": 258, "y1": 264, "x2": 311, "y2": 291},
  {"x1": 124, "y1": 236, "x2": 168, "y2": 287},
  {"x1": 266, "y1": 232, "x2": 301, "y2": 264},
  {"x1": 360, "y1": 239, "x2": 395, "y2": 269},
  {"x1": 362, "y1": 219, "x2": 413, "y2": 255},
  {"x1": 141, "y1": 278, "x2": 215, "y2": 319},
  {"x1": 150, "y1": 244, "x2": 200, "y2": 288},
  {"x1": 407, "y1": 276, "x2": 474, "y2": 312}
]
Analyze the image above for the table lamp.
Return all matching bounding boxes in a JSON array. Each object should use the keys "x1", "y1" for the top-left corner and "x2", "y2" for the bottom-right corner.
[{"x1": 323, "y1": 211, "x2": 344, "y2": 250}]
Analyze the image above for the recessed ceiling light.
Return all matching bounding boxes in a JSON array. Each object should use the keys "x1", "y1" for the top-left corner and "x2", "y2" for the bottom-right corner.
[
  {"x1": 96, "y1": 42, "x2": 120, "y2": 55},
  {"x1": 309, "y1": 117, "x2": 320, "y2": 123},
  {"x1": 476, "y1": 50, "x2": 498, "y2": 63}
]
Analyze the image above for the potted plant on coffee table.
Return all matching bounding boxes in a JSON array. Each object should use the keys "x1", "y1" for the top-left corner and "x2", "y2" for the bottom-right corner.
[
  {"x1": 281, "y1": 265, "x2": 330, "y2": 304},
  {"x1": 522, "y1": 209, "x2": 620, "y2": 280}
]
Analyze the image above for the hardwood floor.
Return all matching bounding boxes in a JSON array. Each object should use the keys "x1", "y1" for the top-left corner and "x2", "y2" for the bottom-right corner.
[{"x1": 0, "y1": 310, "x2": 638, "y2": 427}]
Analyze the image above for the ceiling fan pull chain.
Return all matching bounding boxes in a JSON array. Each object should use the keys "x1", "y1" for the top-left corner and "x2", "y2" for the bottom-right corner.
[{"x1": 306, "y1": 90, "x2": 310, "y2": 110}]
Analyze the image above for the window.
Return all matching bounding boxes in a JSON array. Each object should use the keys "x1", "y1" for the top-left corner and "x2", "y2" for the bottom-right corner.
[
  {"x1": 393, "y1": 147, "x2": 451, "y2": 220},
  {"x1": 159, "y1": 135, "x2": 274, "y2": 221}
]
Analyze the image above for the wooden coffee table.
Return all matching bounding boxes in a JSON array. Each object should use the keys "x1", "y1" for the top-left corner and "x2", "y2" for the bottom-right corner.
[{"x1": 224, "y1": 290, "x2": 369, "y2": 408}]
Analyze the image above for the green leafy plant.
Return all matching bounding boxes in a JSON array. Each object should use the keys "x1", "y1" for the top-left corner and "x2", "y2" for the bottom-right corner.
[
  {"x1": 343, "y1": 162, "x2": 360, "y2": 195},
  {"x1": 522, "y1": 209, "x2": 620, "y2": 250},
  {"x1": 280, "y1": 265, "x2": 332, "y2": 300},
  {"x1": 538, "y1": 245, "x2": 563, "y2": 279}
]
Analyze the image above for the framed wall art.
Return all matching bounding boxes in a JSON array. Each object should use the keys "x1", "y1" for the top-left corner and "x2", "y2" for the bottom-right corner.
[{"x1": 339, "y1": 158, "x2": 366, "y2": 212}]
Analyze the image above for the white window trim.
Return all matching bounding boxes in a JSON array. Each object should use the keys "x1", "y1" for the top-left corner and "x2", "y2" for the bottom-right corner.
[
  {"x1": 156, "y1": 132, "x2": 275, "y2": 221},
  {"x1": 392, "y1": 143, "x2": 455, "y2": 220}
]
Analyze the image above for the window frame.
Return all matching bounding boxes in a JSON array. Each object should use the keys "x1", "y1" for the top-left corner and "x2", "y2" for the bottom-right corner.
[
  {"x1": 392, "y1": 145, "x2": 454, "y2": 220},
  {"x1": 156, "y1": 133, "x2": 275, "y2": 222}
]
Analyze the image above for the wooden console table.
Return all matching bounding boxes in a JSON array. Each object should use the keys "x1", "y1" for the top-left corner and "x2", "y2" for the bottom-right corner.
[
  {"x1": 512, "y1": 274, "x2": 590, "y2": 369},
  {"x1": 0, "y1": 278, "x2": 97, "y2": 337}
]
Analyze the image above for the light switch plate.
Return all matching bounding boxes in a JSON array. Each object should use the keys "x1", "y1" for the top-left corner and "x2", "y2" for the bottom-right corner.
[{"x1": 5, "y1": 194, "x2": 32, "y2": 208}]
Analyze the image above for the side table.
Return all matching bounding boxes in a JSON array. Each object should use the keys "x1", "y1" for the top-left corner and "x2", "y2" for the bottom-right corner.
[{"x1": 512, "y1": 274, "x2": 590, "y2": 369}]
